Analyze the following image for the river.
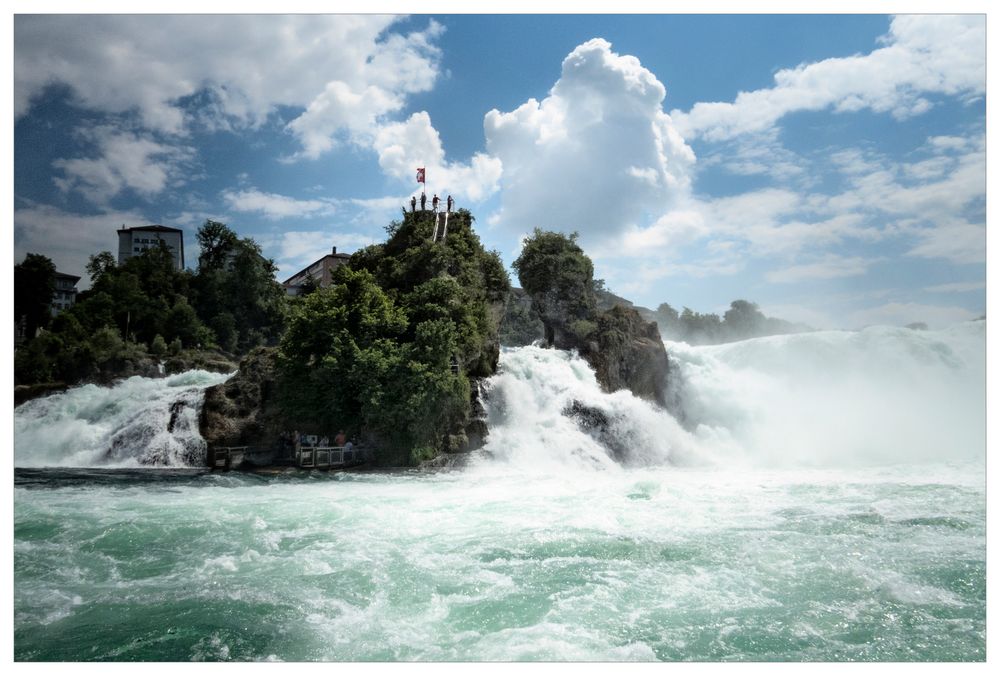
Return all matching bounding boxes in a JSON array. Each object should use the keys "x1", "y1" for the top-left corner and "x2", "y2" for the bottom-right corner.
[{"x1": 13, "y1": 322, "x2": 986, "y2": 661}]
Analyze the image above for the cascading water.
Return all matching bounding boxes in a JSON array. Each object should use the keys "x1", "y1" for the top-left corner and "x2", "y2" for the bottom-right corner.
[
  {"x1": 476, "y1": 321, "x2": 985, "y2": 472},
  {"x1": 14, "y1": 369, "x2": 232, "y2": 468},
  {"x1": 13, "y1": 322, "x2": 985, "y2": 661}
]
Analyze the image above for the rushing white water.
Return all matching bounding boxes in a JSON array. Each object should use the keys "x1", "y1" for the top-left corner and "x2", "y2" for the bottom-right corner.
[
  {"x1": 14, "y1": 370, "x2": 232, "y2": 468},
  {"x1": 13, "y1": 322, "x2": 986, "y2": 661},
  {"x1": 476, "y1": 321, "x2": 985, "y2": 473}
]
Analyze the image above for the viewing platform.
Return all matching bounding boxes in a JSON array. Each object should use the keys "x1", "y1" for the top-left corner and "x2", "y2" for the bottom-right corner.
[
  {"x1": 294, "y1": 445, "x2": 365, "y2": 469},
  {"x1": 207, "y1": 445, "x2": 368, "y2": 471}
]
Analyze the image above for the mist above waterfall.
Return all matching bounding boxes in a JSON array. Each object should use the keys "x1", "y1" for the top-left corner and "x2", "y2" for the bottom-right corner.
[{"x1": 479, "y1": 321, "x2": 985, "y2": 471}]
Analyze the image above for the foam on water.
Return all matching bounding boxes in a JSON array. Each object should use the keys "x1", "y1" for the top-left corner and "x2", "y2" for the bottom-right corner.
[
  {"x1": 12, "y1": 321, "x2": 986, "y2": 660},
  {"x1": 14, "y1": 370, "x2": 232, "y2": 468},
  {"x1": 476, "y1": 321, "x2": 985, "y2": 473}
]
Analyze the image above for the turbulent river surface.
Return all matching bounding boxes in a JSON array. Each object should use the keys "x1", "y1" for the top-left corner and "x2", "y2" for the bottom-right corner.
[{"x1": 13, "y1": 322, "x2": 986, "y2": 661}]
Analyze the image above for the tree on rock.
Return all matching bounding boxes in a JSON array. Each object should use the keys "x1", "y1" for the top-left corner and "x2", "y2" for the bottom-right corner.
[
  {"x1": 512, "y1": 229, "x2": 597, "y2": 347},
  {"x1": 14, "y1": 253, "x2": 57, "y2": 340}
]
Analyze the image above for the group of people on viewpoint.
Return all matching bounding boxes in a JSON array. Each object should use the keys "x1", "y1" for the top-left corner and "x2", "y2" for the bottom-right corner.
[
  {"x1": 410, "y1": 193, "x2": 454, "y2": 214},
  {"x1": 281, "y1": 429, "x2": 352, "y2": 453}
]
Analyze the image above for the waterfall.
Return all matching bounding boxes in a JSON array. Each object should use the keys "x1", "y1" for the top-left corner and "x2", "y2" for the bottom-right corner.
[
  {"x1": 477, "y1": 321, "x2": 985, "y2": 472},
  {"x1": 14, "y1": 370, "x2": 233, "y2": 468}
]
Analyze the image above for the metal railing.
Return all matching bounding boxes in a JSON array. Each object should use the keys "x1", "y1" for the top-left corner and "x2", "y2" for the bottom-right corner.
[
  {"x1": 295, "y1": 446, "x2": 362, "y2": 469},
  {"x1": 208, "y1": 446, "x2": 248, "y2": 470}
]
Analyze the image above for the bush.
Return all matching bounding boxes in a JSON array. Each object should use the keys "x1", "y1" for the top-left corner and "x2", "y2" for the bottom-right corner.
[
  {"x1": 150, "y1": 334, "x2": 168, "y2": 357},
  {"x1": 569, "y1": 319, "x2": 597, "y2": 341}
]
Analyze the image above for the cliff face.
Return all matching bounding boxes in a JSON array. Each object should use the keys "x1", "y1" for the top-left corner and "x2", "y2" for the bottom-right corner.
[
  {"x1": 200, "y1": 347, "x2": 282, "y2": 448},
  {"x1": 536, "y1": 301, "x2": 671, "y2": 408},
  {"x1": 585, "y1": 306, "x2": 670, "y2": 407}
]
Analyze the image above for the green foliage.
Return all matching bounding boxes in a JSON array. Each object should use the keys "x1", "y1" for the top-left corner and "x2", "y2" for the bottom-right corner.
[
  {"x1": 150, "y1": 334, "x2": 168, "y2": 357},
  {"x1": 190, "y1": 220, "x2": 286, "y2": 352},
  {"x1": 653, "y1": 299, "x2": 803, "y2": 345},
  {"x1": 168, "y1": 338, "x2": 183, "y2": 356},
  {"x1": 14, "y1": 221, "x2": 282, "y2": 385},
  {"x1": 498, "y1": 290, "x2": 544, "y2": 346},
  {"x1": 14, "y1": 252, "x2": 57, "y2": 339},
  {"x1": 569, "y1": 319, "x2": 597, "y2": 341},
  {"x1": 279, "y1": 210, "x2": 508, "y2": 465},
  {"x1": 90, "y1": 326, "x2": 125, "y2": 365},
  {"x1": 513, "y1": 229, "x2": 596, "y2": 326},
  {"x1": 196, "y1": 219, "x2": 239, "y2": 270},
  {"x1": 85, "y1": 251, "x2": 117, "y2": 286}
]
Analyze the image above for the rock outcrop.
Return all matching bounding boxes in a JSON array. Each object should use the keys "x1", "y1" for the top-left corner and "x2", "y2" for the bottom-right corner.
[
  {"x1": 199, "y1": 347, "x2": 282, "y2": 448},
  {"x1": 534, "y1": 300, "x2": 671, "y2": 409},
  {"x1": 584, "y1": 305, "x2": 671, "y2": 408}
]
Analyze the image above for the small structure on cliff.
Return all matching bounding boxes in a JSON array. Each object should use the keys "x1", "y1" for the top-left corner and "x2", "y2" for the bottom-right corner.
[{"x1": 282, "y1": 246, "x2": 352, "y2": 296}]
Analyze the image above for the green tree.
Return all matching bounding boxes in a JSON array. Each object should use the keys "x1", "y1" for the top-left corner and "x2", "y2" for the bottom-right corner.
[
  {"x1": 14, "y1": 253, "x2": 56, "y2": 340},
  {"x1": 196, "y1": 219, "x2": 239, "y2": 270},
  {"x1": 513, "y1": 230, "x2": 595, "y2": 320},
  {"x1": 85, "y1": 251, "x2": 117, "y2": 286},
  {"x1": 513, "y1": 229, "x2": 596, "y2": 345},
  {"x1": 278, "y1": 267, "x2": 408, "y2": 446},
  {"x1": 279, "y1": 210, "x2": 508, "y2": 465},
  {"x1": 149, "y1": 334, "x2": 168, "y2": 357},
  {"x1": 191, "y1": 220, "x2": 286, "y2": 351},
  {"x1": 723, "y1": 300, "x2": 766, "y2": 339}
]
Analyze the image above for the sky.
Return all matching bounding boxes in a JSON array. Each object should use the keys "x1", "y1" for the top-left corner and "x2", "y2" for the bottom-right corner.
[{"x1": 10, "y1": 7, "x2": 989, "y2": 330}]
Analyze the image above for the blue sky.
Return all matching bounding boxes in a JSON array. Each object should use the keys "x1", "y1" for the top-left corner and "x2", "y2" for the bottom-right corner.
[{"x1": 12, "y1": 11, "x2": 987, "y2": 330}]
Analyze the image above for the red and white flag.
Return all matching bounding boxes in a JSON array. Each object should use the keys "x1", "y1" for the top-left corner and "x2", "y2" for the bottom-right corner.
[{"x1": 416, "y1": 167, "x2": 426, "y2": 183}]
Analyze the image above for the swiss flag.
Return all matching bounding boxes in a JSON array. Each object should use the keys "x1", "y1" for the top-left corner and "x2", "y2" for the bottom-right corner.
[{"x1": 416, "y1": 167, "x2": 426, "y2": 183}]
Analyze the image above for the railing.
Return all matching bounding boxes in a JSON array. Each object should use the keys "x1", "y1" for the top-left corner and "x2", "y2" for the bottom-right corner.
[
  {"x1": 295, "y1": 446, "x2": 363, "y2": 469},
  {"x1": 208, "y1": 446, "x2": 248, "y2": 470}
]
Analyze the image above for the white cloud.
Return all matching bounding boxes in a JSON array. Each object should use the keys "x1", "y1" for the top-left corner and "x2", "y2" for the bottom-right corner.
[
  {"x1": 15, "y1": 16, "x2": 445, "y2": 158},
  {"x1": 906, "y1": 221, "x2": 985, "y2": 265},
  {"x1": 484, "y1": 38, "x2": 695, "y2": 240},
  {"x1": 263, "y1": 230, "x2": 378, "y2": 282},
  {"x1": 52, "y1": 126, "x2": 196, "y2": 204},
  {"x1": 616, "y1": 203, "x2": 709, "y2": 257},
  {"x1": 372, "y1": 112, "x2": 502, "y2": 202},
  {"x1": 14, "y1": 204, "x2": 154, "y2": 286},
  {"x1": 848, "y1": 301, "x2": 979, "y2": 330},
  {"x1": 673, "y1": 15, "x2": 985, "y2": 141},
  {"x1": 923, "y1": 281, "x2": 985, "y2": 294},
  {"x1": 766, "y1": 255, "x2": 877, "y2": 284},
  {"x1": 699, "y1": 129, "x2": 807, "y2": 182},
  {"x1": 220, "y1": 188, "x2": 336, "y2": 220}
]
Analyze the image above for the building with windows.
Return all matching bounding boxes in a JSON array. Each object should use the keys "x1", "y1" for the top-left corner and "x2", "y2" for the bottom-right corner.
[
  {"x1": 50, "y1": 272, "x2": 80, "y2": 316},
  {"x1": 282, "y1": 247, "x2": 352, "y2": 296},
  {"x1": 117, "y1": 225, "x2": 185, "y2": 270}
]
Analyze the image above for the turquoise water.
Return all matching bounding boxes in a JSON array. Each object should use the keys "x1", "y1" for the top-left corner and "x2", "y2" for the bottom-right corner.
[
  {"x1": 14, "y1": 463, "x2": 985, "y2": 661},
  {"x1": 14, "y1": 324, "x2": 986, "y2": 661}
]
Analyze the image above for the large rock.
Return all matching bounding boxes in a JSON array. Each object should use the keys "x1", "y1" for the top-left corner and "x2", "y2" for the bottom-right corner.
[
  {"x1": 199, "y1": 346, "x2": 282, "y2": 448},
  {"x1": 537, "y1": 302, "x2": 671, "y2": 409},
  {"x1": 584, "y1": 306, "x2": 671, "y2": 408}
]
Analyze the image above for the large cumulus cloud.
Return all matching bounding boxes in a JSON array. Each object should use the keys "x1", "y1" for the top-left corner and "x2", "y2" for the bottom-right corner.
[{"x1": 484, "y1": 38, "x2": 695, "y2": 241}]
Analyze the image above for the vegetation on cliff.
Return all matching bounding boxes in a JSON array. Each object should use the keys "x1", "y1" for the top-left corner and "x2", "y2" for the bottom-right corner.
[
  {"x1": 275, "y1": 209, "x2": 510, "y2": 465},
  {"x1": 651, "y1": 299, "x2": 809, "y2": 345},
  {"x1": 513, "y1": 228, "x2": 671, "y2": 407}
]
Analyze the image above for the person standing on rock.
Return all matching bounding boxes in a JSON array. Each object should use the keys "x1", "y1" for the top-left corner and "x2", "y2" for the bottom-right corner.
[
  {"x1": 446, "y1": 195, "x2": 454, "y2": 213},
  {"x1": 420, "y1": 192, "x2": 427, "y2": 211},
  {"x1": 432, "y1": 194, "x2": 440, "y2": 212},
  {"x1": 410, "y1": 195, "x2": 416, "y2": 212}
]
